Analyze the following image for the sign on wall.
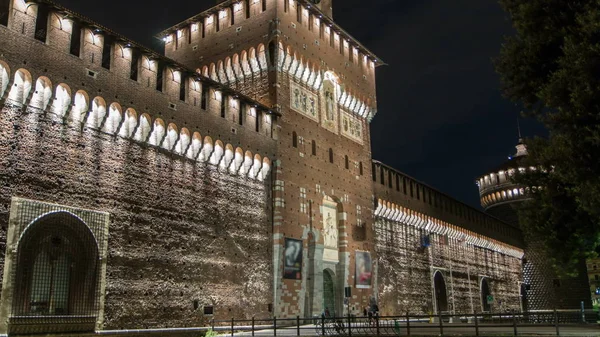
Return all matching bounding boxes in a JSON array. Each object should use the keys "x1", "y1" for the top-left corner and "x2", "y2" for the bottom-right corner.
[
  {"x1": 290, "y1": 81, "x2": 319, "y2": 122},
  {"x1": 355, "y1": 250, "x2": 373, "y2": 289},
  {"x1": 283, "y1": 238, "x2": 303, "y2": 280},
  {"x1": 341, "y1": 110, "x2": 363, "y2": 144}
]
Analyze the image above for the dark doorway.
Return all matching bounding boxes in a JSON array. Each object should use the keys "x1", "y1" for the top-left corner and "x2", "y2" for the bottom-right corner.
[
  {"x1": 433, "y1": 271, "x2": 448, "y2": 313},
  {"x1": 520, "y1": 283, "x2": 529, "y2": 313},
  {"x1": 481, "y1": 278, "x2": 491, "y2": 312},
  {"x1": 323, "y1": 269, "x2": 336, "y2": 316}
]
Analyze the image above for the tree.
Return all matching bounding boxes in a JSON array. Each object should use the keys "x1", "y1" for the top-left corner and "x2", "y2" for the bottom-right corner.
[{"x1": 495, "y1": 0, "x2": 600, "y2": 275}]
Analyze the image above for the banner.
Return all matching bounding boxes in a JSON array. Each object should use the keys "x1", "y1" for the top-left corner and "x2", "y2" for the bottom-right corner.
[
  {"x1": 283, "y1": 238, "x2": 303, "y2": 280},
  {"x1": 355, "y1": 250, "x2": 372, "y2": 288}
]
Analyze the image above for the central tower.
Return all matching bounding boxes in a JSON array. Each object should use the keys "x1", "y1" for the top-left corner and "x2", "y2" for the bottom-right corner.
[{"x1": 160, "y1": 0, "x2": 383, "y2": 318}]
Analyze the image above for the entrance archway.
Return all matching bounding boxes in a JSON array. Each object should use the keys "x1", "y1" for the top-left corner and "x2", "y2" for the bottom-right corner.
[
  {"x1": 433, "y1": 271, "x2": 448, "y2": 313},
  {"x1": 481, "y1": 278, "x2": 491, "y2": 312},
  {"x1": 323, "y1": 269, "x2": 336, "y2": 316},
  {"x1": 13, "y1": 211, "x2": 100, "y2": 316}
]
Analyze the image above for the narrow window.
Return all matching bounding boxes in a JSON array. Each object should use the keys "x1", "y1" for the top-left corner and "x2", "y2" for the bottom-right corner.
[
  {"x1": 344, "y1": 155, "x2": 349, "y2": 169},
  {"x1": 292, "y1": 131, "x2": 298, "y2": 148},
  {"x1": 395, "y1": 174, "x2": 400, "y2": 191},
  {"x1": 410, "y1": 182, "x2": 414, "y2": 197},
  {"x1": 330, "y1": 31, "x2": 334, "y2": 48},
  {"x1": 188, "y1": 27, "x2": 192, "y2": 44},
  {"x1": 388, "y1": 171, "x2": 392, "y2": 188},
  {"x1": 101, "y1": 35, "x2": 113, "y2": 70},
  {"x1": 155, "y1": 61, "x2": 165, "y2": 91},
  {"x1": 130, "y1": 48, "x2": 140, "y2": 81},
  {"x1": 262, "y1": 0, "x2": 266, "y2": 12},
  {"x1": 319, "y1": 22, "x2": 324, "y2": 39},
  {"x1": 201, "y1": 87, "x2": 208, "y2": 110},
  {"x1": 0, "y1": 0, "x2": 9, "y2": 26},
  {"x1": 284, "y1": 0, "x2": 288, "y2": 13},
  {"x1": 201, "y1": 20, "x2": 206, "y2": 38},
  {"x1": 230, "y1": 6, "x2": 235, "y2": 25},
  {"x1": 216, "y1": 12, "x2": 220, "y2": 32},
  {"x1": 179, "y1": 74, "x2": 187, "y2": 101},
  {"x1": 403, "y1": 178, "x2": 407, "y2": 194},
  {"x1": 69, "y1": 20, "x2": 82, "y2": 57},
  {"x1": 416, "y1": 186, "x2": 420, "y2": 200},
  {"x1": 311, "y1": 140, "x2": 316, "y2": 155},
  {"x1": 380, "y1": 167, "x2": 384, "y2": 185},
  {"x1": 245, "y1": 0, "x2": 250, "y2": 19},
  {"x1": 328, "y1": 148, "x2": 333, "y2": 163},
  {"x1": 308, "y1": 14, "x2": 313, "y2": 31},
  {"x1": 359, "y1": 162, "x2": 363, "y2": 175},
  {"x1": 255, "y1": 111, "x2": 260, "y2": 132},
  {"x1": 220, "y1": 95, "x2": 226, "y2": 118},
  {"x1": 239, "y1": 104, "x2": 244, "y2": 125},
  {"x1": 372, "y1": 163, "x2": 377, "y2": 182},
  {"x1": 296, "y1": 4, "x2": 302, "y2": 23},
  {"x1": 34, "y1": 4, "x2": 50, "y2": 42}
]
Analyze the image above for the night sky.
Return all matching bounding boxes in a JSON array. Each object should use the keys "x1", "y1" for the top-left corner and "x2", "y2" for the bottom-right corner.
[{"x1": 53, "y1": 0, "x2": 542, "y2": 208}]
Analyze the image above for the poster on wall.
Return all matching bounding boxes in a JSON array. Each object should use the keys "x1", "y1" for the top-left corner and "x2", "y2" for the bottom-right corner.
[
  {"x1": 283, "y1": 238, "x2": 303, "y2": 280},
  {"x1": 355, "y1": 250, "x2": 372, "y2": 289}
]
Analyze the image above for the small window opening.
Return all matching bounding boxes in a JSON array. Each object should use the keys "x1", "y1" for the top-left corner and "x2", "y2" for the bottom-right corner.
[
  {"x1": 311, "y1": 140, "x2": 316, "y2": 156},
  {"x1": 292, "y1": 131, "x2": 298, "y2": 148},
  {"x1": 34, "y1": 4, "x2": 50, "y2": 42},
  {"x1": 130, "y1": 48, "x2": 140, "y2": 81},
  {"x1": 344, "y1": 155, "x2": 349, "y2": 169},
  {"x1": 155, "y1": 61, "x2": 165, "y2": 92},
  {"x1": 359, "y1": 162, "x2": 363, "y2": 175},
  {"x1": 201, "y1": 87, "x2": 208, "y2": 110},
  {"x1": 101, "y1": 35, "x2": 113, "y2": 70},
  {"x1": 220, "y1": 95, "x2": 226, "y2": 118},
  {"x1": 328, "y1": 148, "x2": 333, "y2": 163},
  {"x1": 69, "y1": 20, "x2": 82, "y2": 57},
  {"x1": 179, "y1": 74, "x2": 187, "y2": 101}
]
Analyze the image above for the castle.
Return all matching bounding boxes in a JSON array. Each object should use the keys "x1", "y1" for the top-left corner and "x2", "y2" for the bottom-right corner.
[{"x1": 0, "y1": 0, "x2": 525, "y2": 335}]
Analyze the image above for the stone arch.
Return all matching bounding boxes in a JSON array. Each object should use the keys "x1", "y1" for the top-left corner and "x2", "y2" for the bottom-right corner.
[
  {"x1": 225, "y1": 57, "x2": 235, "y2": 83},
  {"x1": 8, "y1": 68, "x2": 33, "y2": 105},
  {"x1": 210, "y1": 140, "x2": 224, "y2": 165},
  {"x1": 232, "y1": 53, "x2": 243, "y2": 80},
  {"x1": 30, "y1": 76, "x2": 53, "y2": 110},
  {"x1": 433, "y1": 270, "x2": 448, "y2": 314},
  {"x1": 248, "y1": 47, "x2": 258, "y2": 73},
  {"x1": 241, "y1": 150, "x2": 253, "y2": 176},
  {"x1": 102, "y1": 102, "x2": 123, "y2": 134},
  {"x1": 201, "y1": 66, "x2": 209, "y2": 78},
  {"x1": 0, "y1": 60, "x2": 10, "y2": 98},
  {"x1": 250, "y1": 153, "x2": 262, "y2": 179},
  {"x1": 174, "y1": 127, "x2": 191, "y2": 155},
  {"x1": 162, "y1": 123, "x2": 179, "y2": 151},
  {"x1": 209, "y1": 63, "x2": 217, "y2": 81},
  {"x1": 480, "y1": 277, "x2": 491, "y2": 312},
  {"x1": 52, "y1": 83, "x2": 72, "y2": 117},
  {"x1": 186, "y1": 131, "x2": 203, "y2": 160},
  {"x1": 231, "y1": 147, "x2": 244, "y2": 174},
  {"x1": 13, "y1": 211, "x2": 99, "y2": 316},
  {"x1": 133, "y1": 113, "x2": 152, "y2": 142},
  {"x1": 257, "y1": 43, "x2": 267, "y2": 70},
  {"x1": 87, "y1": 96, "x2": 107, "y2": 129},
  {"x1": 119, "y1": 108, "x2": 138, "y2": 138},
  {"x1": 259, "y1": 157, "x2": 271, "y2": 181},
  {"x1": 148, "y1": 118, "x2": 166, "y2": 146},
  {"x1": 70, "y1": 90, "x2": 89, "y2": 123},
  {"x1": 221, "y1": 143, "x2": 234, "y2": 170},
  {"x1": 241, "y1": 50, "x2": 251, "y2": 77},
  {"x1": 217, "y1": 60, "x2": 226, "y2": 83},
  {"x1": 199, "y1": 136, "x2": 213, "y2": 162}
]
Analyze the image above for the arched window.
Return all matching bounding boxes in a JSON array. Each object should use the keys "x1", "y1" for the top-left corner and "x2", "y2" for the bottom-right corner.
[
  {"x1": 14, "y1": 212, "x2": 100, "y2": 317},
  {"x1": 344, "y1": 155, "x2": 349, "y2": 169},
  {"x1": 328, "y1": 148, "x2": 333, "y2": 163},
  {"x1": 292, "y1": 131, "x2": 298, "y2": 148},
  {"x1": 311, "y1": 140, "x2": 316, "y2": 155},
  {"x1": 359, "y1": 162, "x2": 363, "y2": 175}
]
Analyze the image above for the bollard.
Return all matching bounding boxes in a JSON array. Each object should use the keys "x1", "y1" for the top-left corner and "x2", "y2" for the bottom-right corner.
[
  {"x1": 231, "y1": 317, "x2": 234, "y2": 337},
  {"x1": 439, "y1": 312, "x2": 443, "y2": 336},
  {"x1": 513, "y1": 312, "x2": 517, "y2": 336},
  {"x1": 406, "y1": 312, "x2": 411, "y2": 336},
  {"x1": 474, "y1": 312, "x2": 479, "y2": 337},
  {"x1": 252, "y1": 316, "x2": 255, "y2": 336},
  {"x1": 273, "y1": 316, "x2": 277, "y2": 336},
  {"x1": 297, "y1": 315, "x2": 300, "y2": 336},
  {"x1": 554, "y1": 309, "x2": 559, "y2": 336}
]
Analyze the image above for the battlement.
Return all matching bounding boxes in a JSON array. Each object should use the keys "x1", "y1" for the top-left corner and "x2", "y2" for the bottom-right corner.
[
  {"x1": 476, "y1": 158, "x2": 533, "y2": 210},
  {"x1": 0, "y1": 0, "x2": 278, "y2": 176},
  {"x1": 372, "y1": 160, "x2": 524, "y2": 248}
]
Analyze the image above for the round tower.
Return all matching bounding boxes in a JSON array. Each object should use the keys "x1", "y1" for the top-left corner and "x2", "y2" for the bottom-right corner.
[{"x1": 476, "y1": 140, "x2": 529, "y2": 226}]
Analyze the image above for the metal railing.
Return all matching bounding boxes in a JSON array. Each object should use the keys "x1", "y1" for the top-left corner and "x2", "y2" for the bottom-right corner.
[{"x1": 208, "y1": 309, "x2": 599, "y2": 336}]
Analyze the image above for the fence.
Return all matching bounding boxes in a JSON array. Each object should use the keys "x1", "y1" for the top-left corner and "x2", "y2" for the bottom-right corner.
[{"x1": 208, "y1": 310, "x2": 599, "y2": 336}]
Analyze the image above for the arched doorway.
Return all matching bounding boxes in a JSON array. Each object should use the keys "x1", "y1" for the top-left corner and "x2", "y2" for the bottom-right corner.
[
  {"x1": 323, "y1": 269, "x2": 336, "y2": 316},
  {"x1": 433, "y1": 271, "x2": 448, "y2": 313},
  {"x1": 13, "y1": 211, "x2": 100, "y2": 316},
  {"x1": 481, "y1": 278, "x2": 491, "y2": 312}
]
